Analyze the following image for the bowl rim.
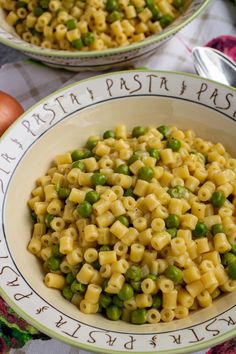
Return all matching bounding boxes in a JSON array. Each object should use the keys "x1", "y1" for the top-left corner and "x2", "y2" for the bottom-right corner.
[
  {"x1": 0, "y1": 69, "x2": 236, "y2": 354},
  {"x1": 0, "y1": 0, "x2": 211, "y2": 59}
]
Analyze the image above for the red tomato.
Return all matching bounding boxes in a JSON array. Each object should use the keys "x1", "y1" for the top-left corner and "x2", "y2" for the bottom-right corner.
[{"x1": 0, "y1": 91, "x2": 24, "y2": 136}]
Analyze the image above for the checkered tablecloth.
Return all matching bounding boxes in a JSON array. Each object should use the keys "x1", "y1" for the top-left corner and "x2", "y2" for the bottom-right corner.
[{"x1": 0, "y1": 0, "x2": 235, "y2": 353}]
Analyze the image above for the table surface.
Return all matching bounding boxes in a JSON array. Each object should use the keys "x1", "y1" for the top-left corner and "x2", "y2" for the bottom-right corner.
[{"x1": 0, "y1": 43, "x2": 26, "y2": 66}]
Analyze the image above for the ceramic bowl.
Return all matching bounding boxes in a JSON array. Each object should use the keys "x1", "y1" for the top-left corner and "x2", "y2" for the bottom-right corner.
[
  {"x1": 0, "y1": 0, "x2": 210, "y2": 71},
  {"x1": 0, "y1": 70, "x2": 236, "y2": 354}
]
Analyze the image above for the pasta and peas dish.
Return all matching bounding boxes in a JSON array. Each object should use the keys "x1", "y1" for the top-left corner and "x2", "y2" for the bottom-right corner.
[
  {"x1": 27, "y1": 124, "x2": 236, "y2": 324},
  {"x1": 1, "y1": 0, "x2": 187, "y2": 51}
]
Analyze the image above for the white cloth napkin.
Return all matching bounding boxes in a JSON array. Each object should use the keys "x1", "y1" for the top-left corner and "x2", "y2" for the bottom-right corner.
[{"x1": 3, "y1": 0, "x2": 236, "y2": 353}]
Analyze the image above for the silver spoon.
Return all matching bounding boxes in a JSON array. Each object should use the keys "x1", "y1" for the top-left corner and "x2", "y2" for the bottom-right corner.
[{"x1": 192, "y1": 46, "x2": 236, "y2": 87}]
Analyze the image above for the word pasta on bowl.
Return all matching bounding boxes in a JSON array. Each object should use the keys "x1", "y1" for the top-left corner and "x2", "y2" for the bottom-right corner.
[
  {"x1": 0, "y1": 70, "x2": 236, "y2": 354},
  {"x1": 0, "y1": 0, "x2": 210, "y2": 71}
]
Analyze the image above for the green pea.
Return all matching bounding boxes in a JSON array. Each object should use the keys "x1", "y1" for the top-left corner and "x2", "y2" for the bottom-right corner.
[
  {"x1": 132, "y1": 126, "x2": 146, "y2": 138},
  {"x1": 46, "y1": 256, "x2": 61, "y2": 271},
  {"x1": 58, "y1": 187, "x2": 71, "y2": 200},
  {"x1": 168, "y1": 185, "x2": 187, "y2": 198},
  {"x1": 148, "y1": 148, "x2": 160, "y2": 161},
  {"x1": 166, "y1": 228, "x2": 177, "y2": 238},
  {"x1": 92, "y1": 260, "x2": 101, "y2": 270},
  {"x1": 34, "y1": 6, "x2": 43, "y2": 16},
  {"x1": 44, "y1": 213, "x2": 54, "y2": 227},
  {"x1": 157, "y1": 125, "x2": 170, "y2": 139},
  {"x1": 106, "y1": 305, "x2": 122, "y2": 320},
  {"x1": 106, "y1": 0, "x2": 119, "y2": 11},
  {"x1": 76, "y1": 201, "x2": 92, "y2": 218},
  {"x1": 124, "y1": 187, "x2": 135, "y2": 197},
  {"x1": 62, "y1": 285, "x2": 73, "y2": 301},
  {"x1": 91, "y1": 172, "x2": 107, "y2": 186},
  {"x1": 167, "y1": 138, "x2": 181, "y2": 151},
  {"x1": 31, "y1": 211, "x2": 37, "y2": 223},
  {"x1": 128, "y1": 153, "x2": 140, "y2": 165},
  {"x1": 66, "y1": 273, "x2": 75, "y2": 285},
  {"x1": 71, "y1": 149, "x2": 86, "y2": 161},
  {"x1": 99, "y1": 293, "x2": 112, "y2": 308},
  {"x1": 146, "y1": 0, "x2": 160, "y2": 20},
  {"x1": 66, "y1": 18, "x2": 76, "y2": 30},
  {"x1": 152, "y1": 294, "x2": 162, "y2": 309},
  {"x1": 39, "y1": 0, "x2": 50, "y2": 8},
  {"x1": 102, "y1": 279, "x2": 109, "y2": 291},
  {"x1": 16, "y1": 1, "x2": 27, "y2": 8},
  {"x1": 118, "y1": 283, "x2": 134, "y2": 301},
  {"x1": 82, "y1": 32, "x2": 95, "y2": 46},
  {"x1": 146, "y1": 273, "x2": 158, "y2": 281},
  {"x1": 126, "y1": 265, "x2": 142, "y2": 281},
  {"x1": 103, "y1": 130, "x2": 115, "y2": 139},
  {"x1": 211, "y1": 191, "x2": 226, "y2": 208},
  {"x1": 231, "y1": 244, "x2": 236, "y2": 256},
  {"x1": 86, "y1": 138, "x2": 98, "y2": 150},
  {"x1": 165, "y1": 265, "x2": 183, "y2": 284},
  {"x1": 71, "y1": 280, "x2": 86, "y2": 293},
  {"x1": 131, "y1": 309, "x2": 147, "y2": 324},
  {"x1": 113, "y1": 295, "x2": 123, "y2": 307},
  {"x1": 116, "y1": 215, "x2": 129, "y2": 227},
  {"x1": 172, "y1": 0, "x2": 183, "y2": 8},
  {"x1": 160, "y1": 14, "x2": 174, "y2": 28},
  {"x1": 71, "y1": 160, "x2": 86, "y2": 171},
  {"x1": 107, "y1": 10, "x2": 122, "y2": 22},
  {"x1": 222, "y1": 252, "x2": 236, "y2": 266},
  {"x1": 193, "y1": 221, "x2": 208, "y2": 238},
  {"x1": 228, "y1": 261, "x2": 236, "y2": 280},
  {"x1": 51, "y1": 244, "x2": 63, "y2": 257},
  {"x1": 212, "y1": 223, "x2": 224, "y2": 235},
  {"x1": 165, "y1": 214, "x2": 180, "y2": 229},
  {"x1": 130, "y1": 280, "x2": 141, "y2": 292},
  {"x1": 99, "y1": 245, "x2": 111, "y2": 251},
  {"x1": 115, "y1": 164, "x2": 130, "y2": 175},
  {"x1": 85, "y1": 190, "x2": 100, "y2": 204},
  {"x1": 138, "y1": 166, "x2": 154, "y2": 182},
  {"x1": 72, "y1": 38, "x2": 84, "y2": 50}
]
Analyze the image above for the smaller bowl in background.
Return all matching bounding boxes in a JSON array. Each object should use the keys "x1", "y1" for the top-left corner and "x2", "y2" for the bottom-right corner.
[{"x1": 0, "y1": 0, "x2": 210, "y2": 71}]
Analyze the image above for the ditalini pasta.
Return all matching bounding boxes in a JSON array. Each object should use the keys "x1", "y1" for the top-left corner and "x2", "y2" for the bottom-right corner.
[
  {"x1": 1, "y1": 0, "x2": 188, "y2": 51},
  {"x1": 28, "y1": 124, "x2": 236, "y2": 324}
]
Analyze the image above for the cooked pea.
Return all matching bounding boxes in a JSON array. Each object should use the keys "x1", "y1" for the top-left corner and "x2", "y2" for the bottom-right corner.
[
  {"x1": 46, "y1": 256, "x2": 61, "y2": 271},
  {"x1": 148, "y1": 148, "x2": 160, "y2": 161},
  {"x1": 16, "y1": 1, "x2": 28, "y2": 8},
  {"x1": 86, "y1": 138, "x2": 98, "y2": 150},
  {"x1": 146, "y1": 0, "x2": 159, "y2": 20},
  {"x1": 146, "y1": 273, "x2": 158, "y2": 281},
  {"x1": 168, "y1": 185, "x2": 187, "y2": 198},
  {"x1": 138, "y1": 166, "x2": 154, "y2": 181},
  {"x1": 231, "y1": 244, "x2": 236, "y2": 256},
  {"x1": 193, "y1": 221, "x2": 208, "y2": 238},
  {"x1": 34, "y1": 6, "x2": 43, "y2": 16},
  {"x1": 58, "y1": 187, "x2": 71, "y2": 200},
  {"x1": 62, "y1": 285, "x2": 73, "y2": 301},
  {"x1": 157, "y1": 125, "x2": 170, "y2": 138},
  {"x1": 212, "y1": 223, "x2": 224, "y2": 235},
  {"x1": 124, "y1": 187, "x2": 134, "y2": 197},
  {"x1": 118, "y1": 283, "x2": 134, "y2": 301},
  {"x1": 167, "y1": 138, "x2": 181, "y2": 151},
  {"x1": 165, "y1": 214, "x2": 180, "y2": 229},
  {"x1": 39, "y1": 0, "x2": 50, "y2": 8},
  {"x1": 82, "y1": 32, "x2": 95, "y2": 46},
  {"x1": 106, "y1": 305, "x2": 122, "y2": 320},
  {"x1": 31, "y1": 211, "x2": 37, "y2": 223},
  {"x1": 131, "y1": 309, "x2": 147, "y2": 324},
  {"x1": 66, "y1": 19, "x2": 77, "y2": 30},
  {"x1": 106, "y1": 0, "x2": 119, "y2": 11},
  {"x1": 160, "y1": 14, "x2": 174, "y2": 28},
  {"x1": 76, "y1": 201, "x2": 92, "y2": 218},
  {"x1": 152, "y1": 293, "x2": 162, "y2": 309},
  {"x1": 228, "y1": 261, "x2": 236, "y2": 280},
  {"x1": 91, "y1": 172, "x2": 107, "y2": 186},
  {"x1": 115, "y1": 164, "x2": 130, "y2": 175},
  {"x1": 99, "y1": 293, "x2": 112, "y2": 308},
  {"x1": 85, "y1": 190, "x2": 100, "y2": 204},
  {"x1": 72, "y1": 38, "x2": 84, "y2": 50},
  {"x1": 222, "y1": 252, "x2": 236, "y2": 266},
  {"x1": 166, "y1": 228, "x2": 177, "y2": 238},
  {"x1": 66, "y1": 273, "x2": 75, "y2": 285},
  {"x1": 99, "y1": 245, "x2": 111, "y2": 252},
  {"x1": 71, "y1": 160, "x2": 85, "y2": 171},
  {"x1": 71, "y1": 149, "x2": 86, "y2": 161},
  {"x1": 113, "y1": 295, "x2": 123, "y2": 307},
  {"x1": 165, "y1": 265, "x2": 183, "y2": 284},
  {"x1": 211, "y1": 191, "x2": 226, "y2": 208},
  {"x1": 126, "y1": 265, "x2": 142, "y2": 281},
  {"x1": 103, "y1": 130, "x2": 115, "y2": 139},
  {"x1": 107, "y1": 10, "x2": 122, "y2": 22},
  {"x1": 71, "y1": 280, "x2": 86, "y2": 293},
  {"x1": 116, "y1": 215, "x2": 129, "y2": 227},
  {"x1": 44, "y1": 213, "x2": 54, "y2": 227},
  {"x1": 128, "y1": 153, "x2": 140, "y2": 165},
  {"x1": 172, "y1": 0, "x2": 183, "y2": 8},
  {"x1": 132, "y1": 126, "x2": 146, "y2": 138},
  {"x1": 51, "y1": 244, "x2": 63, "y2": 258},
  {"x1": 130, "y1": 280, "x2": 141, "y2": 292}
]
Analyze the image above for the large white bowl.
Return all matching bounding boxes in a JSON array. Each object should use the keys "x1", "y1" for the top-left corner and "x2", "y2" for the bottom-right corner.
[
  {"x1": 0, "y1": 0, "x2": 210, "y2": 71},
  {"x1": 0, "y1": 70, "x2": 236, "y2": 354}
]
